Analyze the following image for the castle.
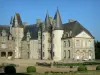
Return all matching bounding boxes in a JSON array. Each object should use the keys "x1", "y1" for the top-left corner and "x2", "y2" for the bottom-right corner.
[{"x1": 0, "y1": 9, "x2": 95, "y2": 61}]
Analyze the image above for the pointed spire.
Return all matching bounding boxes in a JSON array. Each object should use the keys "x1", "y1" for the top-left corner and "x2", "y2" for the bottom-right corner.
[
  {"x1": 45, "y1": 11, "x2": 50, "y2": 29},
  {"x1": 10, "y1": 16, "x2": 13, "y2": 24},
  {"x1": 54, "y1": 8, "x2": 62, "y2": 30},
  {"x1": 12, "y1": 13, "x2": 23, "y2": 27}
]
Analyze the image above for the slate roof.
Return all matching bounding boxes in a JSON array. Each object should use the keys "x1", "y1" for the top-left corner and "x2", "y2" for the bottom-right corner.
[
  {"x1": 12, "y1": 13, "x2": 23, "y2": 28},
  {"x1": 53, "y1": 8, "x2": 63, "y2": 30},
  {"x1": 22, "y1": 24, "x2": 38, "y2": 41},
  {"x1": 62, "y1": 21, "x2": 94, "y2": 38},
  {"x1": 0, "y1": 24, "x2": 38, "y2": 40},
  {"x1": 0, "y1": 25, "x2": 10, "y2": 36},
  {"x1": 45, "y1": 11, "x2": 51, "y2": 30}
]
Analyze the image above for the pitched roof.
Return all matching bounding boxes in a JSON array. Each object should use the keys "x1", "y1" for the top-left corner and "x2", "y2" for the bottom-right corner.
[
  {"x1": 0, "y1": 25, "x2": 10, "y2": 36},
  {"x1": 62, "y1": 21, "x2": 94, "y2": 38},
  {"x1": 22, "y1": 24, "x2": 38, "y2": 41}
]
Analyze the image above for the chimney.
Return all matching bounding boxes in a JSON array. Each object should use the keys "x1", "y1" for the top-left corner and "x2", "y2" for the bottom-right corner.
[
  {"x1": 68, "y1": 19, "x2": 74, "y2": 23},
  {"x1": 36, "y1": 19, "x2": 42, "y2": 27},
  {"x1": 49, "y1": 17, "x2": 53, "y2": 24}
]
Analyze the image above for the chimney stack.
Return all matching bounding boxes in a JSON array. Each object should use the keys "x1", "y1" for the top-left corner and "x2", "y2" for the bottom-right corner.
[{"x1": 68, "y1": 19, "x2": 74, "y2": 23}]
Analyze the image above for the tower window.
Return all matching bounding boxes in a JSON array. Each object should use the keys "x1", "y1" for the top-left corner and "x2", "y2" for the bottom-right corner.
[
  {"x1": 64, "y1": 50, "x2": 66, "y2": 58},
  {"x1": 43, "y1": 35, "x2": 45, "y2": 40},
  {"x1": 68, "y1": 40, "x2": 70, "y2": 47},
  {"x1": 43, "y1": 52, "x2": 45, "y2": 57},
  {"x1": 64, "y1": 41, "x2": 66, "y2": 47},
  {"x1": 52, "y1": 34, "x2": 54, "y2": 38}
]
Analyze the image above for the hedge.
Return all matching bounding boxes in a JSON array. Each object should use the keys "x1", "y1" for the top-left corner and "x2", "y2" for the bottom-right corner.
[
  {"x1": 77, "y1": 66, "x2": 87, "y2": 71},
  {"x1": 96, "y1": 65, "x2": 100, "y2": 70},
  {"x1": 27, "y1": 66, "x2": 36, "y2": 73},
  {"x1": 53, "y1": 62, "x2": 100, "y2": 67},
  {"x1": 4, "y1": 65, "x2": 16, "y2": 74}
]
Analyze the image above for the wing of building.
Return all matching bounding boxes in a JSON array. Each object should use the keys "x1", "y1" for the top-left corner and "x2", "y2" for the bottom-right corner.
[{"x1": 0, "y1": 9, "x2": 95, "y2": 61}]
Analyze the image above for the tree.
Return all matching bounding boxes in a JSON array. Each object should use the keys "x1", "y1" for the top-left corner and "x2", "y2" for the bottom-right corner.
[{"x1": 95, "y1": 41, "x2": 100, "y2": 59}]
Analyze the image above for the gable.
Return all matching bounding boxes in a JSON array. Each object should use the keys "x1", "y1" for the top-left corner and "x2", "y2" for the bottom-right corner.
[{"x1": 75, "y1": 31, "x2": 92, "y2": 38}]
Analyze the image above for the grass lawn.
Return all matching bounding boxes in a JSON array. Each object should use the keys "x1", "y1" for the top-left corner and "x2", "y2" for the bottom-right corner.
[{"x1": 1, "y1": 70, "x2": 100, "y2": 75}]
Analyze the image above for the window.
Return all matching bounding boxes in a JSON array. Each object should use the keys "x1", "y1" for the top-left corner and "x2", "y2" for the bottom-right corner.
[
  {"x1": 76, "y1": 50, "x2": 80, "y2": 60},
  {"x1": 43, "y1": 52, "x2": 45, "y2": 57},
  {"x1": 88, "y1": 50, "x2": 92, "y2": 59},
  {"x1": 43, "y1": 44, "x2": 44, "y2": 48},
  {"x1": 53, "y1": 52, "x2": 55, "y2": 56},
  {"x1": 68, "y1": 40, "x2": 70, "y2": 47},
  {"x1": 52, "y1": 44, "x2": 54, "y2": 48},
  {"x1": 64, "y1": 41, "x2": 66, "y2": 47},
  {"x1": 76, "y1": 40, "x2": 80, "y2": 47},
  {"x1": 1, "y1": 43, "x2": 6, "y2": 49},
  {"x1": 2, "y1": 37, "x2": 6, "y2": 43},
  {"x1": 43, "y1": 35, "x2": 45, "y2": 40},
  {"x1": 8, "y1": 52, "x2": 13, "y2": 56},
  {"x1": 66, "y1": 33, "x2": 69, "y2": 37},
  {"x1": 1, "y1": 52, "x2": 6, "y2": 57},
  {"x1": 27, "y1": 52, "x2": 30, "y2": 58},
  {"x1": 64, "y1": 50, "x2": 66, "y2": 58},
  {"x1": 52, "y1": 34, "x2": 54, "y2": 38},
  {"x1": 68, "y1": 50, "x2": 70, "y2": 58},
  {"x1": 83, "y1": 40, "x2": 86, "y2": 47},
  {"x1": 88, "y1": 40, "x2": 91, "y2": 47},
  {"x1": 27, "y1": 44, "x2": 30, "y2": 49}
]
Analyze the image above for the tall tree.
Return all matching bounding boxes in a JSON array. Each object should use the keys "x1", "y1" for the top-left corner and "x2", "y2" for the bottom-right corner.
[{"x1": 95, "y1": 41, "x2": 100, "y2": 59}]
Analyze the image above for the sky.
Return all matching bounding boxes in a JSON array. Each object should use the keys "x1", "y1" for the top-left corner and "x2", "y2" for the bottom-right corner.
[{"x1": 0, "y1": 0, "x2": 100, "y2": 41}]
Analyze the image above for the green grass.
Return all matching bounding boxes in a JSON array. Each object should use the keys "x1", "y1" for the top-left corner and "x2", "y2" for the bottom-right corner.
[
  {"x1": 1, "y1": 71, "x2": 100, "y2": 75},
  {"x1": 21, "y1": 71, "x2": 100, "y2": 75}
]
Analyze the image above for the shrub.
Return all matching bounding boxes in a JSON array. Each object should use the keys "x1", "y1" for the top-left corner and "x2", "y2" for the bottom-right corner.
[
  {"x1": 27, "y1": 66, "x2": 36, "y2": 73},
  {"x1": 77, "y1": 66, "x2": 87, "y2": 71},
  {"x1": 96, "y1": 65, "x2": 100, "y2": 70},
  {"x1": 4, "y1": 65, "x2": 16, "y2": 74},
  {"x1": 36, "y1": 62, "x2": 51, "y2": 67}
]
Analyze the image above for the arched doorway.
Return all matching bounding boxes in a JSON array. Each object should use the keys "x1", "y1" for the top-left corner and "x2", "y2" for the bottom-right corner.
[
  {"x1": 1, "y1": 52, "x2": 6, "y2": 57},
  {"x1": 8, "y1": 52, "x2": 13, "y2": 56}
]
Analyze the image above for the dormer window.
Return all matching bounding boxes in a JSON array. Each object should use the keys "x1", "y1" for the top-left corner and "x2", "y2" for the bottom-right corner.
[
  {"x1": 2, "y1": 30, "x2": 6, "y2": 37},
  {"x1": 8, "y1": 35, "x2": 12, "y2": 40},
  {"x1": 27, "y1": 31, "x2": 31, "y2": 41},
  {"x1": 70, "y1": 31, "x2": 72, "y2": 36}
]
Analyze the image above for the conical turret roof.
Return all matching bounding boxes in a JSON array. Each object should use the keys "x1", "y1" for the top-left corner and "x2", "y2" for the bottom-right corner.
[
  {"x1": 54, "y1": 8, "x2": 62, "y2": 30},
  {"x1": 12, "y1": 13, "x2": 23, "y2": 27}
]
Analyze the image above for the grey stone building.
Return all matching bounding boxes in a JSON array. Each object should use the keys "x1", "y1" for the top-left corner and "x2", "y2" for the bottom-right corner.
[{"x1": 0, "y1": 9, "x2": 95, "y2": 61}]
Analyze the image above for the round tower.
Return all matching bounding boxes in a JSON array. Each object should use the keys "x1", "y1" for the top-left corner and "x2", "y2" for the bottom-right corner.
[{"x1": 52, "y1": 8, "x2": 63, "y2": 61}]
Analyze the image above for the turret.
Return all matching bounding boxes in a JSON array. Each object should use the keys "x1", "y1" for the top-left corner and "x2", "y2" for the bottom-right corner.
[
  {"x1": 12, "y1": 13, "x2": 23, "y2": 28},
  {"x1": 45, "y1": 11, "x2": 51, "y2": 31},
  {"x1": 52, "y1": 8, "x2": 63, "y2": 61},
  {"x1": 10, "y1": 16, "x2": 13, "y2": 34},
  {"x1": 53, "y1": 8, "x2": 62, "y2": 30}
]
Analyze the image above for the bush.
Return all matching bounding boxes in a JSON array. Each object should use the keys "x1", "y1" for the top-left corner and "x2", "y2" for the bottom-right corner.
[
  {"x1": 4, "y1": 65, "x2": 16, "y2": 74},
  {"x1": 77, "y1": 66, "x2": 87, "y2": 71},
  {"x1": 36, "y1": 62, "x2": 51, "y2": 67},
  {"x1": 96, "y1": 65, "x2": 100, "y2": 70},
  {"x1": 27, "y1": 66, "x2": 36, "y2": 73}
]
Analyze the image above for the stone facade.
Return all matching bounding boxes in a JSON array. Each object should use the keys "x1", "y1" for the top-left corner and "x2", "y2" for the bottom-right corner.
[{"x1": 0, "y1": 9, "x2": 95, "y2": 61}]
